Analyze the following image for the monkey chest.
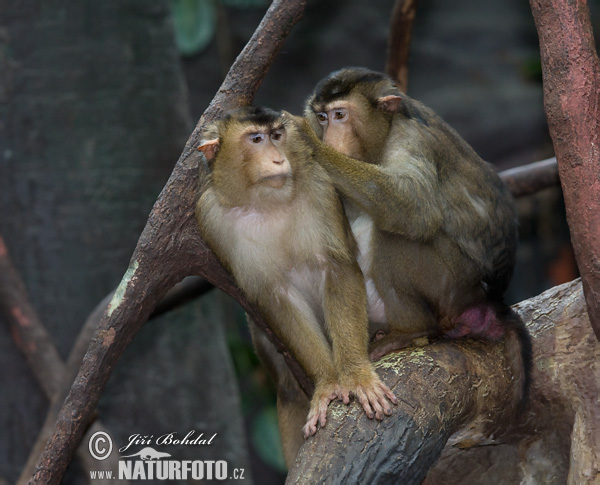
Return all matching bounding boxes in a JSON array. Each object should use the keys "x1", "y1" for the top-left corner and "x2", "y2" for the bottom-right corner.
[
  {"x1": 226, "y1": 210, "x2": 328, "y2": 290},
  {"x1": 349, "y1": 211, "x2": 387, "y2": 324}
]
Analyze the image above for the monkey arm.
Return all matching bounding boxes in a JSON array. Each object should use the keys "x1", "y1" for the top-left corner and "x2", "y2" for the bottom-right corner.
[
  {"x1": 258, "y1": 293, "x2": 346, "y2": 437},
  {"x1": 323, "y1": 259, "x2": 397, "y2": 421},
  {"x1": 259, "y1": 293, "x2": 337, "y2": 386},
  {"x1": 302, "y1": 122, "x2": 443, "y2": 240}
]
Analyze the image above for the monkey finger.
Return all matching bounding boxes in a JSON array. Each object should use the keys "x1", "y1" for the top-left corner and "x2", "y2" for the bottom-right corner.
[
  {"x1": 365, "y1": 389, "x2": 388, "y2": 420},
  {"x1": 302, "y1": 419, "x2": 317, "y2": 438},
  {"x1": 379, "y1": 383, "x2": 398, "y2": 405},
  {"x1": 354, "y1": 388, "x2": 376, "y2": 419},
  {"x1": 303, "y1": 408, "x2": 322, "y2": 438},
  {"x1": 336, "y1": 389, "x2": 351, "y2": 405}
]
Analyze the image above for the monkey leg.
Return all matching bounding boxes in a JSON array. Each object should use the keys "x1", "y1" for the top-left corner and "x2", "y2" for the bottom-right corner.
[
  {"x1": 248, "y1": 319, "x2": 309, "y2": 466},
  {"x1": 276, "y1": 383, "x2": 309, "y2": 467},
  {"x1": 368, "y1": 283, "x2": 440, "y2": 361},
  {"x1": 369, "y1": 329, "x2": 433, "y2": 361}
]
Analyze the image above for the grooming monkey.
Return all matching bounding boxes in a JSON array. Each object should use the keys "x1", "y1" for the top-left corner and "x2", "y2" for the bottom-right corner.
[
  {"x1": 294, "y1": 67, "x2": 531, "y2": 405},
  {"x1": 195, "y1": 106, "x2": 397, "y2": 462}
]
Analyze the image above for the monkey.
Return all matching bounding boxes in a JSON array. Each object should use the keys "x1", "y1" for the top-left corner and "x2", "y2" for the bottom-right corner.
[
  {"x1": 195, "y1": 106, "x2": 397, "y2": 464},
  {"x1": 291, "y1": 66, "x2": 531, "y2": 408}
]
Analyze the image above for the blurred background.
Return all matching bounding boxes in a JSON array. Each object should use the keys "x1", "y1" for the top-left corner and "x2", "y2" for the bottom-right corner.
[{"x1": 1, "y1": 0, "x2": 597, "y2": 483}]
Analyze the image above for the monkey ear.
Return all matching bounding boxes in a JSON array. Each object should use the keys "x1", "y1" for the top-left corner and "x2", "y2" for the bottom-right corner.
[
  {"x1": 198, "y1": 138, "x2": 220, "y2": 162},
  {"x1": 378, "y1": 95, "x2": 402, "y2": 113}
]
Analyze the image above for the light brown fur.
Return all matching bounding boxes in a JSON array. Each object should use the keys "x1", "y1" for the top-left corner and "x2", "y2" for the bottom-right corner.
[
  {"x1": 195, "y1": 107, "x2": 396, "y2": 465},
  {"x1": 295, "y1": 67, "x2": 530, "y2": 408}
]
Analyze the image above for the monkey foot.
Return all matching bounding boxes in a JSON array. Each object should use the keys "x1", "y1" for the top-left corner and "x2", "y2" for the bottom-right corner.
[{"x1": 369, "y1": 330, "x2": 432, "y2": 361}]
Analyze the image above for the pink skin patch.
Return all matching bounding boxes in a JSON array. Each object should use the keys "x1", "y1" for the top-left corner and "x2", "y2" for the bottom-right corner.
[{"x1": 445, "y1": 304, "x2": 505, "y2": 340}]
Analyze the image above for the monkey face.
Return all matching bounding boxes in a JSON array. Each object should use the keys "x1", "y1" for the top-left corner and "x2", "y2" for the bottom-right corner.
[
  {"x1": 240, "y1": 126, "x2": 292, "y2": 189},
  {"x1": 199, "y1": 119, "x2": 296, "y2": 209},
  {"x1": 312, "y1": 100, "x2": 364, "y2": 160}
]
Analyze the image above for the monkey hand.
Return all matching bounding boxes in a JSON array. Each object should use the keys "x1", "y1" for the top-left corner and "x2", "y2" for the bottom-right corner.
[
  {"x1": 302, "y1": 381, "x2": 343, "y2": 438},
  {"x1": 338, "y1": 370, "x2": 397, "y2": 421},
  {"x1": 281, "y1": 111, "x2": 321, "y2": 148},
  {"x1": 302, "y1": 372, "x2": 397, "y2": 438}
]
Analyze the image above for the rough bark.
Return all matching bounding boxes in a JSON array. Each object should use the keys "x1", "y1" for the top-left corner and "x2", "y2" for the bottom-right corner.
[
  {"x1": 529, "y1": 0, "x2": 600, "y2": 340},
  {"x1": 29, "y1": 1, "x2": 307, "y2": 483},
  {"x1": 0, "y1": 2, "x2": 241, "y2": 483},
  {"x1": 425, "y1": 278, "x2": 599, "y2": 484},
  {"x1": 288, "y1": 279, "x2": 599, "y2": 484}
]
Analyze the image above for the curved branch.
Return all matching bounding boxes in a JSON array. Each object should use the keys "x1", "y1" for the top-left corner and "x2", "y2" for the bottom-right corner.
[
  {"x1": 289, "y1": 279, "x2": 597, "y2": 483},
  {"x1": 288, "y1": 333, "x2": 518, "y2": 483},
  {"x1": 30, "y1": 1, "x2": 308, "y2": 483},
  {"x1": 0, "y1": 238, "x2": 124, "y2": 484},
  {"x1": 529, "y1": 0, "x2": 600, "y2": 340}
]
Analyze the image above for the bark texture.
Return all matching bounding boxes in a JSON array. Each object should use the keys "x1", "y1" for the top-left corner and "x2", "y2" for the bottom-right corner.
[
  {"x1": 288, "y1": 280, "x2": 599, "y2": 484},
  {"x1": 29, "y1": 1, "x2": 307, "y2": 483},
  {"x1": 529, "y1": 0, "x2": 600, "y2": 340},
  {"x1": 0, "y1": 2, "x2": 244, "y2": 483}
]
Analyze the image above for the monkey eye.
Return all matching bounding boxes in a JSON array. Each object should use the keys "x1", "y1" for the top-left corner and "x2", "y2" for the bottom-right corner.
[
  {"x1": 249, "y1": 133, "x2": 265, "y2": 144},
  {"x1": 271, "y1": 130, "x2": 284, "y2": 142},
  {"x1": 332, "y1": 109, "x2": 348, "y2": 121},
  {"x1": 316, "y1": 112, "x2": 328, "y2": 125}
]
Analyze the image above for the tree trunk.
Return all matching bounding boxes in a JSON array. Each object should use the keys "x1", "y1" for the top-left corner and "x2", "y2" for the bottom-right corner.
[
  {"x1": 0, "y1": 1, "x2": 248, "y2": 483},
  {"x1": 529, "y1": 0, "x2": 600, "y2": 340}
]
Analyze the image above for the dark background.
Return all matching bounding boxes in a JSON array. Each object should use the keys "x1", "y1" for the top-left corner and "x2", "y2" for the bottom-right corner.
[{"x1": 1, "y1": 0, "x2": 596, "y2": 483}]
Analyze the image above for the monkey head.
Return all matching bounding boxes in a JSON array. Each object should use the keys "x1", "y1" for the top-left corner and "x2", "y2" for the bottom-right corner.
[
  {"x1": 304, "y1": 67, "x2": 409, "y2": 163},
  {"x1": 198, "y1": 107, "x2": 300, "y2": 208}
]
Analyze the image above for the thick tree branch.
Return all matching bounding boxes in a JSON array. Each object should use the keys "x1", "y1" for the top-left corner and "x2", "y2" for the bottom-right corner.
[
  {"x1": 289, "y1": 279, "x2": 599, "y2": 484},
  {"x1": 30, "y1": 1, "x2": 308, "y2": 483},
  {"x1": 385, "y1": 0, "x2": 420, "y2": 92},
  {"x1": 288, "y1": 334, "x2": 519, "y2": 483},
  {"x1": 529, "y1": 0, "x2": 600, "y2": 340}
]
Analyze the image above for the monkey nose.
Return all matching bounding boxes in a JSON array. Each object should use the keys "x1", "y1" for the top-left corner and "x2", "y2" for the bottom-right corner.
[{"x1": 273, "y1": 159, "x2": 284, "y2": 165}]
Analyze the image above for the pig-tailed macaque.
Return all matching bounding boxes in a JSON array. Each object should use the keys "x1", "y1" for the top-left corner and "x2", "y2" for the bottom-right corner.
[
  {"x1": 195, "y1": 106, "x2": 396, "y2": 464},
  {"x1": 295, "y1": 67, "x2": 531, "y2": 408}
]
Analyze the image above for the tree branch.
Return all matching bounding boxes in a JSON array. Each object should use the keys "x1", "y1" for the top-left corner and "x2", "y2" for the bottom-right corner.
[
  {"x1": 289, "y1": 279, "x2": 598, "y2": 483},
  {"x1": 0, "y1": 236, "x2": 64, "y2": 398},
  {"x1": 30, "y1": 1, "x2": 308, "y2": 483},
  {"x1": 385, "y1": 0, "x2": 420, "y2": 92},
  {"x1": 529, "y1": 0, "x2": 600, "y2": 340},
  {"x1": 288, "y1": 338, "x2": 519, "y2": 483},
  {"x1": 0, "y1": 236, "x2": 124, "y2": 483},
  {"x1": 500, "y1": 157, "x2": 558, "y2": 198}
]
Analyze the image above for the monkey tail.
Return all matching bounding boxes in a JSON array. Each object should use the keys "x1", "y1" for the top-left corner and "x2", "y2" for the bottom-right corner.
[{"x1": 496, "y1": 303, "x2": 532, "y2": 411}]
